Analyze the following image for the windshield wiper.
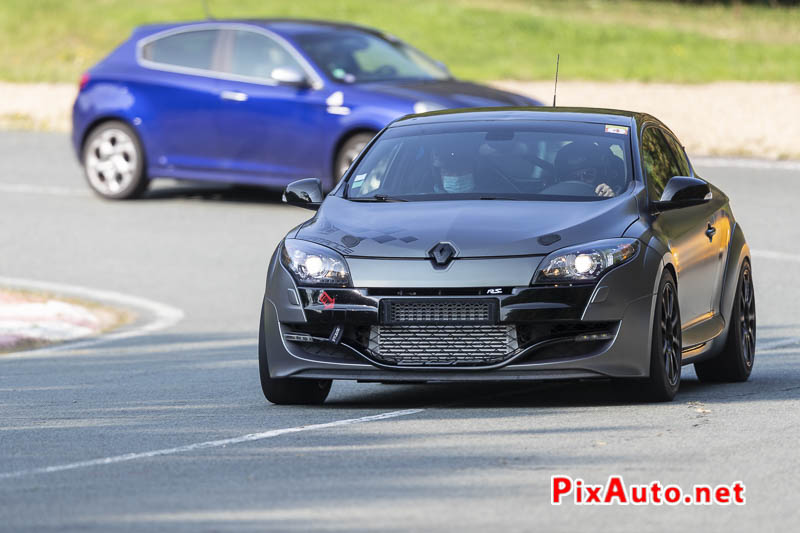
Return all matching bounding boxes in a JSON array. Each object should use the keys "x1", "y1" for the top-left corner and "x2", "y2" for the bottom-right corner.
[
  {"x1": 350, "y1": 194, "x2": 408, "y2": 202},
  {"x1": 479, "y1": 196, "x2": 523, "y2": 201}
]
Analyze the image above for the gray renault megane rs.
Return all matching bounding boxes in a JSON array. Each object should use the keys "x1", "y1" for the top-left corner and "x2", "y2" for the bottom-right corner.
[{"x1": 259, "y1": 107, "x2": 756, "y2": 404}]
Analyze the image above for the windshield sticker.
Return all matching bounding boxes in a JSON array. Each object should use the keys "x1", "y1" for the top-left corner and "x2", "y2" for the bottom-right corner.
[
  {"x1": 605, "y1": 125, "x2": 629, "y2": 135},
  {"x1": 352, "y1": 173, "x2": 367, "y2": 187}
]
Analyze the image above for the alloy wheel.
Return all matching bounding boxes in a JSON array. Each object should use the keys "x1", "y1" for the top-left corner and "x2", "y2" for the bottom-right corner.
[
  {"x1": 740, "y1": 266, "x2": 756, "y2": 368},
  {"x1": 661, "y1": 282, "x2": 681, "y2": 387},
  {"x1": 85, "y1": 128, "x2": 138, "y2": 195}
]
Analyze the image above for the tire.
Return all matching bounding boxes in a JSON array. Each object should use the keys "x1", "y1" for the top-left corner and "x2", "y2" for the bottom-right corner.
[
  {"x1": 334, "y1": 132, "x2": 374, "y2": 184},
  {"x1": 82, "y1": 120, "x2": 148, "y2": 199},
  {"x1": 694, "y1": 260, "x2": 755, "y2": 382},
  {"x1": 638, "y1": 270, "x2": 682, "y2": 402},
  {"x1": 258, "y1": 304, "x2": 331, "y2": 405}
]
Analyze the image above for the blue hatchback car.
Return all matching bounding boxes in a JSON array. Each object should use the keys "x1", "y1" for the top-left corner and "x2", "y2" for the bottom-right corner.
[{"x1": 72, "y1": 19, "x2": 541, "y2": 199}]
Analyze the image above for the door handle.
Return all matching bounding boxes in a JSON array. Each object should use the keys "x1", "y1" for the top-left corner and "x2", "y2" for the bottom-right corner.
[
  {"x1": 220, "y1": 90, "x2": 248, "y2": 102},
  {"x1": 705, "y1": 224, "x2": 716, "y2": 241}
]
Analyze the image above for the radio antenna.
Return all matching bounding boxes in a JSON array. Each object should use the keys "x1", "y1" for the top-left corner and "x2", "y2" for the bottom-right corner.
[
  {"x1": 552, "y1": 54, "x2": 560, "y2": 107},
  {"x1": 202, "y1": 0, "x2": 214, "y2": 19}
]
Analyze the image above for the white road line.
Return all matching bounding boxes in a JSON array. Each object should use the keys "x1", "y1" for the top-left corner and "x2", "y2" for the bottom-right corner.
[
  {"x1": 758, "y1": 346, "x2": 800, "y2": 355},
  {"x1": 751, "y1": 249, "x2": 800, "y2": 263},
  {"x1": 757, "y1": 337, "x2": 800, "y2": 351},
  {"x1": 0, "y1": 409, "x2": 424, "y2": 480},
  {"x1": 750, "y1": 250, "x2": 800, "y2": 351},
  {"x1": 51, "y1": 338, "x2": 256, "y2": 357},
  {"x1": 0, "y1": 183, "x2": 88, "y2": 196},
  {"x1": 0, "y1": 277, "x2": 184, "y2": 359}
]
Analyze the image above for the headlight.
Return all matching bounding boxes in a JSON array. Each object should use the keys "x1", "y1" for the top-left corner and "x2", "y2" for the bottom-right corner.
[
  {"x1": 533, "y1": 239, "x2": 640, "y2": 284},
  {"x1": 413, "y1": 101, "x2": 446, "y2": 114},
  {"x1": 281, "y1": 239, "x2": 352, "y2": 287}
]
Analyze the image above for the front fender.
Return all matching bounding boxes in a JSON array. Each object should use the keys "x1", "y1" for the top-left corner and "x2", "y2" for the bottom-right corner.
[
  {"x1": 719, "y1": 222, "x2": 750, "y2": 329},
  {"x1": 264, "y1": 243, "x2": 306, "y2": 324},
  {"x1": 687, "y1": 222, "x2": 749, "y2": 362}
]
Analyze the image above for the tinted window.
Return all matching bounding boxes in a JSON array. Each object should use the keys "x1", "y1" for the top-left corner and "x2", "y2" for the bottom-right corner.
[
  {"x1": 294, "y1": 29, "x2": 448, "y2": 83},
  {"x1": 662, "y1": 131, "x2": 692, "y2": 177},
  {"x1": 141, "y1": 30, "x2": 220, "y2": 70},
  {"x1": 228, "y1": 30, "x2": 303, "y2": 80},
  {"x1": 641, "y1": 127, "x2": 683, "y2": 201},
  {"x1": 346, "y1": 121, "x2": 633, "y2": 202}
]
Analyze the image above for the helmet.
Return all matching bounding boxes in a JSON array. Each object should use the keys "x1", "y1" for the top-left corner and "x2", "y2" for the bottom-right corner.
[{"x1": 554, "y1": 141, "x2": 603, "y2": 185}]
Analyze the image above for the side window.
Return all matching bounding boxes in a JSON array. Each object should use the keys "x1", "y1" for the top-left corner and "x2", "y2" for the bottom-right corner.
[
  {"x1": 662, "y1": 131, "x2": 692, "y2": 177},
  {"x1": 641, "y1": 127, "x2": 682, "y2": 201},
  {"x1": 141, "y1": 30, "x2": 221, "y2": 71},
  {"x1": 228, "y1": 30, "x2": 303, "y2": 80}
]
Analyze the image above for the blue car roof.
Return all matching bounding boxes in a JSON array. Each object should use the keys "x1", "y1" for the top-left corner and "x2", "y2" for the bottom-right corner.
[
  {"x1": 251, "y1": 19, "x2": 386, "y2": 37},
  {"x1": 131, "y1": 19, "x2": 385, "y2": 40}
]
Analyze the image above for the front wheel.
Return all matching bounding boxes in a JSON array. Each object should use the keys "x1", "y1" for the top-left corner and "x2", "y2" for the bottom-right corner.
[
  {"x1": 258, "y1": 304, "x2": 331, "y2": 405},
  {"x1": 638, "y1": 270, "x2": 682, "y2": 402},
  {"x1": 694, "y1": 260, "x2": 755, "y2": 382},
  {"x1": 82, "y1": 121, "x2": 148, "y2": 199}
]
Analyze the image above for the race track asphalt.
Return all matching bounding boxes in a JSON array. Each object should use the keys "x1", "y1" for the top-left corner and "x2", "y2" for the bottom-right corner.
[{"x1": 1, "y1": 131, "x2": 799, "y2": 532}]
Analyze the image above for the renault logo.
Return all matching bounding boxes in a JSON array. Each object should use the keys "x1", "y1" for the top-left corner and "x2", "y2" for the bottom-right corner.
[{"x1": 428, "y1": 242, "x2": 457, "y2": 268}]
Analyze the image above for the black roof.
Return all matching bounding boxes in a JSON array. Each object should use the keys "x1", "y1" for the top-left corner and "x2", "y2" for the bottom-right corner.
[{"x1": 391, "y1": 107, "x2": 658, "y2": 128}]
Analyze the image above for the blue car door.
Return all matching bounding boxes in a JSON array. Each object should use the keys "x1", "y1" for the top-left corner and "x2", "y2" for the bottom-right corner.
[
  {"x1": 138, "y1": 27, "x2": 227, "y2": 175},
  {"x1": 213, "y1": 28, "x2": 336, "y2": 184}
]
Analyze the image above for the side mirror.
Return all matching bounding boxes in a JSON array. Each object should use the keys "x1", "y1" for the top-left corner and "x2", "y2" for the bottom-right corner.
[
  {"x1": 271, "y1": 67, "x2": 309, "y2": 88},
  {"x1": 653, "y1": 176, "x2": 711, "y2": 211},
  {"x1": 283, "y1": 178, "x2": 323, "y2": 210}
]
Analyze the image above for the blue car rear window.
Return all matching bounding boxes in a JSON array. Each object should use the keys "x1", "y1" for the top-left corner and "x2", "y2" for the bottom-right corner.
[{"x1": 141, "y1": 30, "x2": 219, "y2": 71}]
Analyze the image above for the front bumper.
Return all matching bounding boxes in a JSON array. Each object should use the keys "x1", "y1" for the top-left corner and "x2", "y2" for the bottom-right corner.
[{"x1": 262, "y1": 246, "x2": 661, "y2": 381}]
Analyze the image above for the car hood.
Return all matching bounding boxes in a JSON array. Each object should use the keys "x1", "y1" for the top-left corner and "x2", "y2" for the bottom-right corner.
[
  {"x1": 360, "y1": 79, "x2": 537, "y2": 107},
  {"x1": 293, "y1": 195, "x2": 640, "y2": 258}
]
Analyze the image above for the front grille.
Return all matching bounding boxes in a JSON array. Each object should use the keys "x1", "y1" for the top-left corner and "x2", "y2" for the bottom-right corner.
[
  {"x1": 381, "y1": 299, "x2": 497, "y2": 325},
  {"x1": 368, "y1": 324, "x2": 518, "y2": 366}
]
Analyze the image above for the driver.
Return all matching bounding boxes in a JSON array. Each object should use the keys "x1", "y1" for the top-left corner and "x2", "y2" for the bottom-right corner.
[
  {"x1": 554, "y1": 141, "x2": 615, "y2": 197},
  {"x1": 433, "y1": 143, "x2": 476, "y2": 194}
]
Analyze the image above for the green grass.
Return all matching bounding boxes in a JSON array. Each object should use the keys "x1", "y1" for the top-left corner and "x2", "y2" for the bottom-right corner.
[{"x1": 1, "y1": 0, "x2": 799, "y2": 83}]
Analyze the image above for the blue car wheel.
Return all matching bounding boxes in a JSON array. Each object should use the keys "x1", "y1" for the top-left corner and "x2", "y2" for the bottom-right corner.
[{"x1": 83, "y1": 121, "x2": 149, "y2": 200}]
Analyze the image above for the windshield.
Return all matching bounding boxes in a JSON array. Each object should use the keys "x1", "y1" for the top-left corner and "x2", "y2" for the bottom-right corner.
[
  {"x1": 346, "y1": 121, "x2": 634, "y2": 202},
  {"x1": 293, "y1": 29, "x2": 449, "y2": 83}
]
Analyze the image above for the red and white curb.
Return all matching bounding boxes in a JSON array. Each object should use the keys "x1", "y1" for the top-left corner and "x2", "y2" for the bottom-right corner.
[
  {"x1": 0, "y1": 277, "x2": 184, "y2": 358},
  {"x1": 0, "y1": 292, "x2": 105, "y2": 350}
]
